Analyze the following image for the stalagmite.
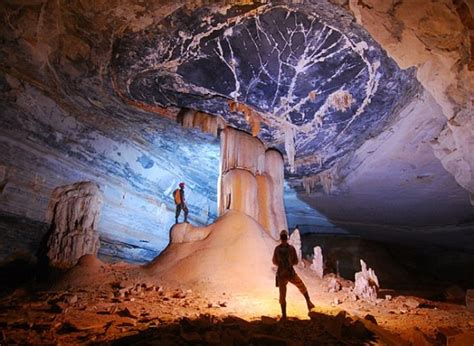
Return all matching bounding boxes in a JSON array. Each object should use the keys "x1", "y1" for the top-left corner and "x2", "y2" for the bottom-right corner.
[
  {"x1": 354, "y1": 259, "x2": 380, "y2": 302},
  {"x1": 288, "y1": 227, "x2": 302, "y2": 263},
  {"x1": 45, "y1": 181, "x2": 103, "y2": 269},
  {"x1": 311, "y1": 246, "x2": 324, "y2": 279}
]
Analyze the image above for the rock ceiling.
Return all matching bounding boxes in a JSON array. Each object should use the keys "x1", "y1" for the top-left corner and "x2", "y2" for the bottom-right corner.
[{"x1": 112, "y1": 3, "x2": 419, "y2": 176}]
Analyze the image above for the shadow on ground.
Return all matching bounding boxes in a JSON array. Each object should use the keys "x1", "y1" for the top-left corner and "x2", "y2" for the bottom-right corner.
[{"x1": 98, "y1": 312, "x2": 378, "y2": 345}]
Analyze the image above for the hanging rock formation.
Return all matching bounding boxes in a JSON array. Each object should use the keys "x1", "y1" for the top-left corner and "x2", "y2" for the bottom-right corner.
[
  {"x1": 218, "y1": 127, "x2": 287, "y2": 239},
  {"x1": 45, "y1": 182, "x2": 103, "y2": 269},
  {"x1": 354, "y1": 259, "x2": 380, "y2": 302},
  {"x1": 311, "y1": 246, "x2": 324, "y2": 279}
]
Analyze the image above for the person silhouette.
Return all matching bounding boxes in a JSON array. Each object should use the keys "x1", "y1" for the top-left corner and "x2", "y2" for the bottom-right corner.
[
  {"x1": 173, "y1": 182, "x2": 188, "y2": 224},
  {"x1": 273, "y1": 230, "x2": 314, "y2": 320}
]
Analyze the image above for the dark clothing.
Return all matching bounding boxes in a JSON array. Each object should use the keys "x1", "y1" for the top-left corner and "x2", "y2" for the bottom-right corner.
[
  {"x1": 175, "y1": 203, "x2": 188, "y2": 223},
  {"x1": 174, "y1": 188, "x2": 188, "y2": 223},
  {"x1": 273, "y1": 243, "x2": 298, "y2": 283},
  {"x1": 273, "y1": 242, "x2": 309, "y2": 306}
]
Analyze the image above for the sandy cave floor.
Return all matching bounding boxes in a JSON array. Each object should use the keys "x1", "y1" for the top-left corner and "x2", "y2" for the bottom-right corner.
[{"x1": 0, "y1": 261, "x2": 473, "y2": 345}]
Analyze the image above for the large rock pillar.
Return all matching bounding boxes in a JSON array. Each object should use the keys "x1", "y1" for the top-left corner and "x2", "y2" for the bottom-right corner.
[
  {"x1": 45, "y1": 181, "x2": 103, "y2": 269},
  {"x1": 218, "y1": 127, "x2": 287, "y2": 239}
]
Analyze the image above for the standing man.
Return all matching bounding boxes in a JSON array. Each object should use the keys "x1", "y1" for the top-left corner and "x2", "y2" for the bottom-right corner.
[
  {"x1": 273, "y1": 230, "x2": 314, "y2": 320},
  {"x1": 173, "y1": 182, "x2": 188, "y2": 224}
]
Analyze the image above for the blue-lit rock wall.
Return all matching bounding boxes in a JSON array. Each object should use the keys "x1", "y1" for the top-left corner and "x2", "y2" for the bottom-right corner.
[{"x1": 0, "y1": 75, "x2": 220, "y2": 264}]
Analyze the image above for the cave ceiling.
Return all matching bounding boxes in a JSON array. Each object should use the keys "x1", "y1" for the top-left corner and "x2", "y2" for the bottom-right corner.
[{"x1": 112, "y1": 3, "x2": 419, "y2": 177}]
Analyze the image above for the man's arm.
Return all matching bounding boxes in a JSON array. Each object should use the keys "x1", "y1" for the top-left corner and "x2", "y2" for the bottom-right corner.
[
  {"x1": 180, "y1": 189, "x2": 185, "y2": 203},
  {"x1": 272, "y1": 247, "x2": 279, "y2": 266},
  {"x1": 289, "y1": 246, "x2": 298, "y2": 266}
]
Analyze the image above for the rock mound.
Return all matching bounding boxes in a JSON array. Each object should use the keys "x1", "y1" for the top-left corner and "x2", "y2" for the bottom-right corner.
[{"x1": 146, "y1": 211, "x2": 278, "y2": 293}]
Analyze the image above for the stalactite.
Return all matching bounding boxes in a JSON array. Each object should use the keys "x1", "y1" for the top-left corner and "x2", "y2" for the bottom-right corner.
[
  {"x1": 283, "y1": 125, "x2": 297, "y2": 173},
  {"x1": 180, "y1": 109, "x2": 226, "y2": 137},
  {"x1": 302, "y1": 175, "x2": 320, "y2": 194},
  {"x1": 228, "y1": 100, "x2": 262, "y2": 137}
]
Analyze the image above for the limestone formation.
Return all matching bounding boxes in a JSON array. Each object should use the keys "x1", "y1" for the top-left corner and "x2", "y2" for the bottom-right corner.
[
  {"x1": 180, "y1": 109, "x2": 226, "y2": 137},
  {"x1": 311, "y1": 246, "x2": 324, "y2": 279},
  {"x1": 218, "y1": 168, "x2": 258, "y2": 220},
  {"x1": 219, "y1": 127, "x2": 265, "y2": 177},
  {"x1": 45, "y1": 182, "x2": 103, "y2": 269},
  {"x1": 354, "y1": 260, "x2": 380, "y2": 302},
  {"x1": 218, "y1": 128, "x2": 288, "y2": 239},
  {"x1": 288, "y1": 228, "x2": 302, "y2": 263}
]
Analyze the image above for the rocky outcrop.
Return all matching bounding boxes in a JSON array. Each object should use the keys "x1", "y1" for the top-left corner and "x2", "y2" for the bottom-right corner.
[
  {"x1": 45, "y1": 182, "x2": 103, "y2": 269},
  {"x1": 354, "y1": 259, "x2": 380, "y2": 302},
  {"x1": 349, "y1": 0, "x2": 474, "y2": 199}
]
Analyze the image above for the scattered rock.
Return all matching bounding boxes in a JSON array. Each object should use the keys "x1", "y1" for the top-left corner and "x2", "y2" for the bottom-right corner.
[
  {"x1": 437, "y1": 326, "x2": 474, "y2": 345},
  {"x1": 385, "y1": 294, "x2": 392, "y2": 301},
  {"x1": 407, "y1": 327, "x2": 432, "y2": 346},
  {"x1": 117, "y1": 307, "x2": 137, "y2": 319},
  {"x1": 261, "y1": 316, "x2": 278, "y2": 324},
  {"x1": 403, "y1": 298, "x2": 420, "y2": 310},
  {"x1": 466, "y1": 289, "x2": 474, "y2": 312},
  {"x1": 62, "y1": 294, "x2": 78, "y2": 304},
  {"x1": 364, "y1": 314, "x2": 377, "y2": 325},
  {"x1": 327, "y1": 277, "x2": 342, "y2": 293},
  {"x1": 445, "y1": 285, "x2": 465, "y2": 302}
]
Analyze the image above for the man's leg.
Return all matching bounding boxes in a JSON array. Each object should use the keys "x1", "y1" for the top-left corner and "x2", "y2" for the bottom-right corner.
[
  {"x1": 279, "y1": 280, "x2": 288, "y2": 320},
  {"x1": 175, "y1": 204, "x2": 182, "y2": 223},
  {"x1": 290, "y1": 274, "x2": 315, "y2": 311},
  {"x1": 183, "y1": 204, "x2": 189, "y2": 223}
]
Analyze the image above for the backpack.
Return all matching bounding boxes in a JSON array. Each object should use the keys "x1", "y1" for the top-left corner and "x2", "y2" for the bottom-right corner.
[{"x1": 173, "y1": 189, "x2": 182, "y2": 205}]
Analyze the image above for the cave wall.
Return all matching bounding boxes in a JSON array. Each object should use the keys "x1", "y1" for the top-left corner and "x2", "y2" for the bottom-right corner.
[{"x1": 0, "y1": 75, "x2": 219, "y2": 265}]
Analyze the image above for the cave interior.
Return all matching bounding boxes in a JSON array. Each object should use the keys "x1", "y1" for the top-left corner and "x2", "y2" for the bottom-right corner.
[{"x1": 0, "y1": 0, "x2": 474, "y2": 344}]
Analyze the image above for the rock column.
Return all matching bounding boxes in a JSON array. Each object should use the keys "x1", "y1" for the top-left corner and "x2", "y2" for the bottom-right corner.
[
  {"x1": 218, "y1": 127, "x2": 287, "y2": 239},
  {"x1": 45, "y1": 181, "x2": 103, "y2": 269}
]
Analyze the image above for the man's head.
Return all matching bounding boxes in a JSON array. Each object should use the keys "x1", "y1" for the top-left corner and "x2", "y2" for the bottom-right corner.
[
  {"x1": 280, "y1": 230, "x2": 288, "y2": 242},
  {"x1": 179, "y1": 182, "x2": 185, "y2": 189}
]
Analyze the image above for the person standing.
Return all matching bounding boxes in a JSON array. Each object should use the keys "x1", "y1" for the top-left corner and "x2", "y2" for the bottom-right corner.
[
  {"x1": 273, "y1": 230, "x2": 314, "y2": 320},
  {"x1": 173, "y1": 182, "x2": 188, "y2": 224}
]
